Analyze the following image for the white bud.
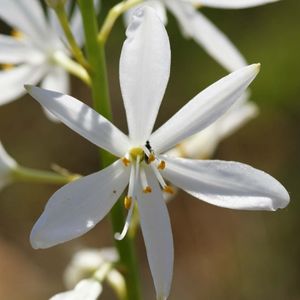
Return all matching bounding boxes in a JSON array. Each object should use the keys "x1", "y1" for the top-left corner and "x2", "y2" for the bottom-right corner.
[
  {"x1": 64, "y1": 248, "x2": 119, "y2": 288},
  {"x1": 0, "y1": 141, "x2": 17, "y2": 190},
  {"x1": 50, "y1": 279, "x2": 102, "y2": 300}
]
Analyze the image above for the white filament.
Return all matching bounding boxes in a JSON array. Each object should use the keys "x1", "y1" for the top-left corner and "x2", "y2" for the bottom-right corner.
[
  {"x1": 114, "y1": 156, "x2": 140, "y2": 241},
  {"x1": 150, "y1": 163, "x2": 167, "y2": 189},
  {"x1": 140, "y1": 167, "x2": 149, "y2": 190},
  {"x1": 114, "y1": 199, "x2": 135, "y2": 240}
]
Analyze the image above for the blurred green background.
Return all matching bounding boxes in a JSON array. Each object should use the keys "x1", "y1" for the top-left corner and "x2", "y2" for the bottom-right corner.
[{"x1": 0, "y1": 0, "x2": 299, "y2": 299}]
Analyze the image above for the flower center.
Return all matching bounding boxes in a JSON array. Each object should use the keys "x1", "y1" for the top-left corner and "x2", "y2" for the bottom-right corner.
[{"x1": 116, "y1": 142, "x2": 174, "y2": 241}]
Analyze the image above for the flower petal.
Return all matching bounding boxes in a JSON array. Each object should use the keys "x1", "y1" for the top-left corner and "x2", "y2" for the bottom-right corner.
[
  {"x1": 0, "y1": 64, "x2": 47, "y2": 106},
  {"x1": 120, "y1": 6, "x2": 171, "y2": 144},
  {"x1": 41, "y1": 66, "x2": 70, "y2": 122},
  {"x1": 30, "y1": 160, "x2": 130, "y2": 249},
  {"x1": 26, "y1": 86, "x2": 130, "y2": 157},
  {"x1": 137, "y1": 167, "x2": 173, "y2": 300},
  {"x1": 124, "y1": 1, "x2": 168, "y2": 26},
  {"x1": 0, "y1": 0, "x2": 48, "y2": 40},
  {"x1": 165, "y1": 0, "x2": 246, "y2": 71},
  {"x1": 50, "y1": 279, "x2": 102, "y2": 300},
  {"x1": 0, "y1": 34, "x2": 43, "y2": 64},
  {"x1": 150, "y1": 64, "x2": 259, "y2": 153},
  {"x1": 217, "y1": 92, "x2": 258, "y2": 138},
  {"x1": 162, "y1": 156, "x2": 290, "y2": 211},
  {"x1": 189, "y1": 0, "x2": 279, "y2": 9},
  {"x1": 166, "y1": 92, "x2": 257, "y2": 159}
]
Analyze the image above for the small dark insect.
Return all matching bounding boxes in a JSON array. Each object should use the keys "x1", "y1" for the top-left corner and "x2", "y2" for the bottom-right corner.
[
  {"x1": 113, "y1": 190, "x2": 116, "y2": 194},
  {"x1": 145, "y1": 140, "x2": 153, "y2": 164},
  {"x1": 145, "y1": 140, "x2": 152, "y2": 152}
]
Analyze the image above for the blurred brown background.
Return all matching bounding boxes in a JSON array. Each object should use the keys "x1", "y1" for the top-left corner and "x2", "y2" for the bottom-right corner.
[{"x1": 0, "y1": 0, "x2": 299, "y2": 299}]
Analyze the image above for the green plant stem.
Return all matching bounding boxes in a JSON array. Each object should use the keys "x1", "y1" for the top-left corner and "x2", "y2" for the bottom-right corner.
[
  {"x1": 11, "y1": 166, "x2": 78, "y2": 185},
  {"x1": 77, "y1": 1, "x2": 142, "y2": 299},
  {"x1": 98, "y1": 0, "x2": 142, "y2": 44},
  {"x1": 54, "y1": 3, "x2": 89, "y2": 68}
]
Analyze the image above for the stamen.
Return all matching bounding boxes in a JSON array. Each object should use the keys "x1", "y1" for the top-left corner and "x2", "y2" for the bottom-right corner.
[
  {"x1": 115, "y1": 199, "x2": 135, "y2": 241},
  {"x1": 127, "y1": 164, "x2": 136, "y2": 200},
  {"x1": 124, "y1": 196, "x2": 132, "y2": 209},
  {"x1": 157, "y1": 160, "x2": 166, "y2": 170},
  {"x1": 140, "y1": 168, "x2": 152, "y2": 193},
  {"x1": 121, "y1": 157, "x2": 130, "y2": 167},
  {"x1": 147, "y1": 154, "x2": 155, "y2": 164},
  {"x1": 163, "y1": 185, "x2": 174, "y2": 194},
  {"x1": 2, "y1": 64, "x2": 13, "y2": 71},
  {"x1": 11, "y1": 29, "x2": 23, "y2": 40},
  {"x1": 150, "y1": 163, "x2": 168, "y2": 190},
  {"x1": 144, "y1": 186, "x2": 152, "y2": 193},
  {"x1": 116, "y1": 162, "x2": 137, "y2": 241}
]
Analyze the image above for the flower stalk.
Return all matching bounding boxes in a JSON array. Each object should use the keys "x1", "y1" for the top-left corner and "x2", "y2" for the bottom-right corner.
[
  {"x1": 77, "y1": 1, "x2": 142, "y2": 299},
  {"x1": 11, "y1": 166, "x2": 78, "y2": 185},
  {"x1": 98, "y1": 0, "x2": 142, "y2": 44},
  {"x1": 52, "y1": 2, "x2": 89, "y2": 68},
  {"x1": 52, "y1": 51, "x2": 91, "y2": 85}
]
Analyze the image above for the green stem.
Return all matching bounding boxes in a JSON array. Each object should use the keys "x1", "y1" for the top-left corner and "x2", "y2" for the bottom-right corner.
[
  {"x1": 98, "y1": 0, "x2": 142, "y2": 44},
  {"x1": 77, "y1": 1, "x2": 142, "y2": 300},
  {"x1": 54, "y1": 3, "x2": 89, "y2": 68},
  {"x1": 11, "y1": 166, "x2": 78, "y2": 185}
]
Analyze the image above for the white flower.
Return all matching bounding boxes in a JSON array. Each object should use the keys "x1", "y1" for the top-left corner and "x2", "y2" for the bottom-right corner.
[
  {"x1": 167, "y1": 91, "x2": 258, "y2": 159},
  {"x1": 26, "y1": 7, "x2": 289, "y2": 300},
  {"x1": 0, "y1": 0, "x2": 98, "y2": 120},
  {"x1": 0, "y1": 141, "x2": 17, "y2": 190},
  {"x1": 64, "y1": 248, "x2": 118, "y2": 289},
  {"x1": 125, "y1": 0, "x2": 278, "y2": 72},
  {"x1": 50, "y1": 279, "x2": 102, "y2": 300}
]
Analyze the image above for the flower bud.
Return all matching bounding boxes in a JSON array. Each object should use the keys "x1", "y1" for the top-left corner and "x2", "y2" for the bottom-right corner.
[{"x1": 0, "y1": 141, "x2": 17, "y2": 190}]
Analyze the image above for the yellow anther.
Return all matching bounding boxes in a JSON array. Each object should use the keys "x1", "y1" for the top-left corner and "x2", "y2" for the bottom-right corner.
[
  {"x1": 11, "y1": 29, "x2": 23, "y2": 40},
  {"x1": 143, "y1": 186, "x2": 152, "y2": 194},
  {"x1": 163, "y1": 185, "x2": 174, "y2": 194},
  {"x1": 130, "y1": 147, "x2": 144, "y2": 160},
  {"x1": 2, "y1": 64, "x2": 14, "y2": 71},
  {"x1": 147, "y1": 153, "x2": 155, "y2": 164},
  {"x1": 124, "y1": 196, "x2": 132, "y2": 210},
  {"x1": 157, "y1": 160, "x2": 166, "y2": 170},
  {"x1": 122, "y1": 157, "x2": 130, "y2": 167}
]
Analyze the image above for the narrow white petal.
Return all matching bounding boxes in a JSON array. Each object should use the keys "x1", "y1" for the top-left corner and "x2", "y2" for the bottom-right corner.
[
  {"x1": 165, "y1": 0, "x2": 246, "y2": 71},
  {"x1": 124, "y1": 1, "x2": 168, "y2": 26},
  {"x1": 26, "y1": 86, "x2": 130, "y2": 157},
  {"x1": 0, "y1": 34, "x2": 43, "y2": 64},
  {"x1": 50, "y1": 279, "x2": 102, "y2": 300},
  {"x1": 41, "y1": 66, "x2": 70, "y2": 95},
  {"x1": 162, "y1": 157, "x2": 290, "y2": 211},
  {"x1": 217, "y1": 95, "x2": 258, "y2": 138},
  {"x1": 166, "y1": 92, "x2": 258, "y2": 159},
  {"x1": 189, "y1": 0, "x2": 279, "y2": 9},
  {"x1": 137, "y1": 167, "x2": 173, "y2": 300},
  {"x1": 0, "y1": 64, "x2": 47, "y2": 106},
  {"x1": 30, "y1": 160, "x2": 129, "y2": 249},
  {"x1": 120, "y1": 6, "x2": 171, "y2": 144},
  {"x1": 41, "y1": 67, "x2": 70, "y2": 122},
  {"x1": 150, "y1": 64, "x2": 260, "y2": 153},
  {"x1": 0, "y1": 0, "x2": 48, "y2": 40}
]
